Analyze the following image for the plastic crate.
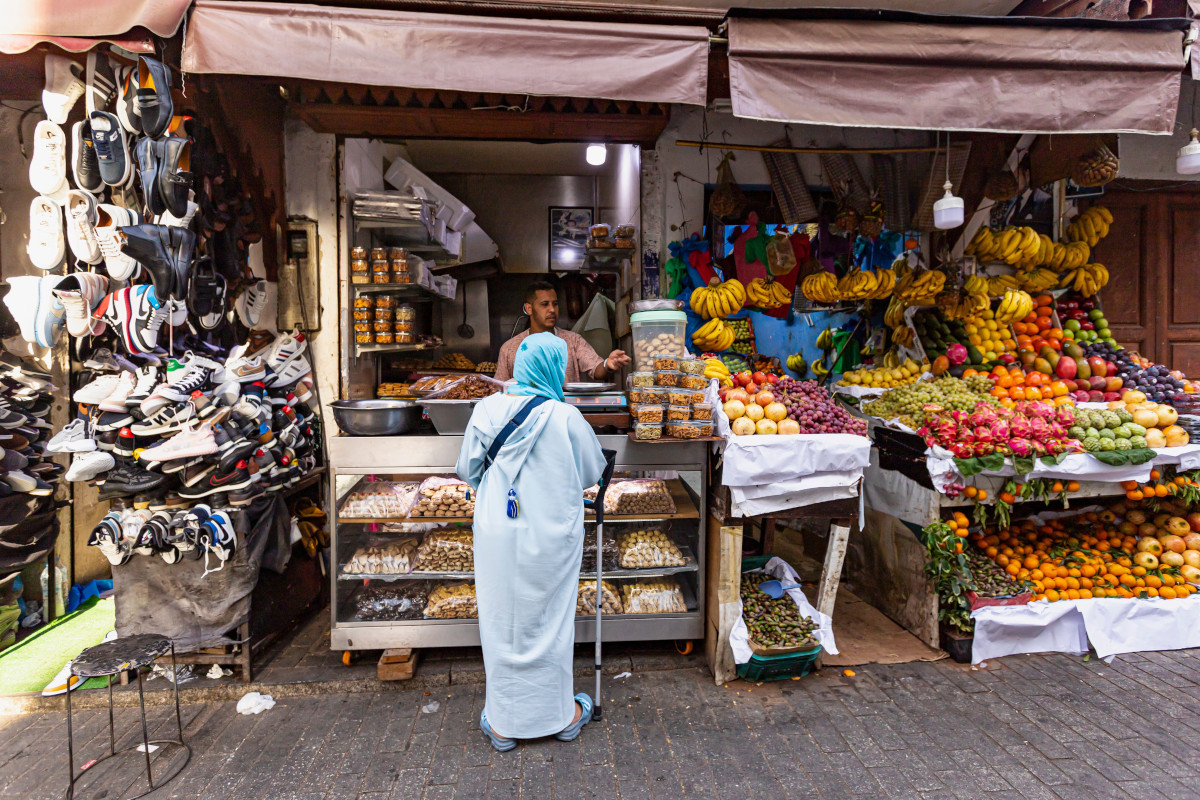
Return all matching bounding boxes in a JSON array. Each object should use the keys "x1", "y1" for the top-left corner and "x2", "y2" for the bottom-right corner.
[
  {"x1": 741, "y1": 555, "x2": 773, "y2": 572},
  {"x1": 735, "y1": 645, "x2": 823, "y2": 682}
]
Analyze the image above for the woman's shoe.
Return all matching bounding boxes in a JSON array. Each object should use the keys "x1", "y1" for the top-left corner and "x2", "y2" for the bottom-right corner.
[
  {"x1": 555, "y1": 693, "x2": 594, "y2": 742},
  {"x1": 480, "y1": 709, "x2": 517, "y2": 752}
]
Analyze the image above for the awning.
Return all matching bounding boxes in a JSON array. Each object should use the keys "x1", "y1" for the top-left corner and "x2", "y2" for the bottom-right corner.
[
  {"x1": 181, "y1": 0, "x2": 710, "y2": 106},
  {"x1": 728, "y1": 14, "x2": 1191, "y2": 134},
  {"x1": 0, "y1": 30, "x2": 156, "y2": 55},
  {"x1": 0, "y1": 0, "x2": 190, "y2": 38}
]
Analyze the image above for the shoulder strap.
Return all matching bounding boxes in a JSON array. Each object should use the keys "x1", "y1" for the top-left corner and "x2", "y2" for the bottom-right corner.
[{"x1": 483, "y1": 395, "x2": 550, "y2": 472}]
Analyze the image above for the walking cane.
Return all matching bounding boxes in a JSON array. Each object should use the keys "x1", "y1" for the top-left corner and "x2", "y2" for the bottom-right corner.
[{"x1": 586, "y1": 448, "x2": 617, "y2": 721}]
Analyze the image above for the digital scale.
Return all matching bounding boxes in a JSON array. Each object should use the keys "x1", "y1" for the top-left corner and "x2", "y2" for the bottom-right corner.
[{"x1": 564, "y1": 390, "x2": 629, "y2": 429}]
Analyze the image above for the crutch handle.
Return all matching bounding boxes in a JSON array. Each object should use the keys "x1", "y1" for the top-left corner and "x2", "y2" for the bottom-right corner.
[{"x1": 590, "y1": 449, "x2": 617, "y2": 525}]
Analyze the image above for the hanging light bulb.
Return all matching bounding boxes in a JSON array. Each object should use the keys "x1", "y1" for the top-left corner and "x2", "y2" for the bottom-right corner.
[
  {"x1": 1178, "y1": 129, "x2": 1200, "y2": 175},
  {"x1": 933, "y1": 132, "x2": 963, "y2": 229},
  {"x1": 586, "y1": 143, "x2": 607, "y2": 166},
  {"x1": 934, "y1": 181, "x2": 965, "y2": 229}
]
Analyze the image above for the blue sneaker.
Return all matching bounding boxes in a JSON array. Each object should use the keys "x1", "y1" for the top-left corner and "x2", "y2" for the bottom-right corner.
[
  {"x1": 555, "y1": 693, "x2": 594, "y2": 742},
  {"x1": 479, "y1": 709, "x2": 517, "y2": 752}
]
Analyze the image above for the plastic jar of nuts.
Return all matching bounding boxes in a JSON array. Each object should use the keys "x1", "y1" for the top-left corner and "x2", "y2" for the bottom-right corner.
[
  {"x1": 354, "y1": 295, "x2": 374, "y2": 309},
  {"x1": 667, "y1": 390, "x2": 692, "y2": 406},
  {"x1": 397, "y1": 331, "x2": 414, "y2": 344},
  {"x1": 370, "y1": 247, "x2": 387, "y2": 261},
  {"x1": 351, "y1": 246, "x2": 367, "y2": 260},
  {"x1": 634, "y1": 422, "x2": 663, "y2": 441},
  {"x1": 376, "y1": 295, "x2": 398, "y2": 309},
  {"x1": 353, "y1": 309, "x2": 371, "y2": 321},
  {"x1": 373, "y1": 320, "x2": 392, "y2": 333},
  {"x1": 679, "y1": 357, "x2": 705, "y2": 375},
  {"x1": 667, "y1": 404, "x2": 691, "y2": 421},
  {"x1": 692, "y1": 402, "x2": 714, "y2": 420},
  {"x1": 396, "y1": 304, "x2": 416, "y2": 321},
  {"x1": 653, "y1": 354, "x2": 680, "y2": 371},
  {"x1": 375, "y1": 332, "x2": 395, "y2": 344},
  {"x1": 631, "y1": 371, "x2": 655, "y2": 388},
  {"x1": 675, "y1": 420, "x2": 712, "y2": 438},
  {"x1": 632, "y1": 404, "x2": 664, "y2": 424},
  {"x1": 680, "y1": 374, "x2": 708, "y2": 391},
  {"x1": 374, "y1": 307, "x2": 394, "y2": 321},
  {"x1": 655, "y1": 370, "x2": 682, "y2": 387},
  {"x1": 629, "y1": 386, "x2": 668, "y2": 405}
]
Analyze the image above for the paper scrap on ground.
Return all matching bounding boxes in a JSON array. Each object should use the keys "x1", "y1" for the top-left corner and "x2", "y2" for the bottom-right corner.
[
  {"x1": 421, "y1": 701, "x2": 440, "y2": 714},
  {"x1": 614, "y1": 672, "x2": 632, "y2": 680},
  {"x1": 207, "y1": 665, "x2": 232, "y2": 680},
  {"x1": 236, "y1": 691, "x2": 276, "y2": 715}
]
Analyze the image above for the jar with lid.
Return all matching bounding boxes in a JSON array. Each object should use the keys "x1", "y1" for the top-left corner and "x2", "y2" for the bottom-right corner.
[
  {"x1": 370, "y1": 247, "x2": 387, "y2": 261},
  {"x1": 396, "y1": 331, "x2": 414, "y2": 344},
  {"x1": 350, "y1": 246, "x2": 367, "y2": 260},
  {"x1": 396, "y1": 304, "x2": 416, "y2": 321}
]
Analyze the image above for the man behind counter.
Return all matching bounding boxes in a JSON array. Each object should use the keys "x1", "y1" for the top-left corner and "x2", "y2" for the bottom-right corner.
[{"x1": 494, "y1": 281, "x2": 630, "y2": 383}]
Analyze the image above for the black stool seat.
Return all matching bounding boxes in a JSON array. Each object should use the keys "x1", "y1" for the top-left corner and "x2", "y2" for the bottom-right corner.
[{"x1": 72, "y1": 634, "x2": 172, "y2": 678}]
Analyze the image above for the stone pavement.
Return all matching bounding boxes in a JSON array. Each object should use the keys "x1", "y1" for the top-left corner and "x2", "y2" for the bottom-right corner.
[{"x1": 3, "y1": 648, "x2": 1199, "y2": 800}]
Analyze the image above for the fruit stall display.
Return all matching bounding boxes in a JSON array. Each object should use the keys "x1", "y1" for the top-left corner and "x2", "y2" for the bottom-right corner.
[
  {"x1": 836, "y1": 357, "x2": 928, "y2": 391},
  {"x1": 719, "y1": 377, "x2": 867, "y2": 437}
]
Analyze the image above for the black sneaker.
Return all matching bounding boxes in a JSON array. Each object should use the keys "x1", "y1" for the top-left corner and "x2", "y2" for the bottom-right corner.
[
  {"x1": 96, "y1": 429, "x2": 119, "y2": 452},
  {"x1": 113, "y1": 427, "x2": 135, "y2": 458},
  {"x1": 98, "y1": 462, "x2": 165, "y2": 497},
  {"x1": 181, "y1": 460, "x2": 216, "y2": 487},
  {"x1": 89, "y1": 111, "x2": 130, "y2": 187},
  {"x1": 178, "y1": 460, "x2": 252, "y2": 499},
  {"x1": 161, "y1": 454, "x2": 203, "y2": 475},
  {"x1": 94, "y1": 410, "x2": 133, "y2": 433},
  {"x1": 188, "y1": 256, "x2": 223, "y2": 321},
  {"x1": 229, "y1": 482, "x2": 264, "y2": 506},
  {"x1": 71, "y1": 119, "x2": 103, "y2": 193},
  {"x1": 217, "y1": 435, "x2": 257, "y2": 472}
]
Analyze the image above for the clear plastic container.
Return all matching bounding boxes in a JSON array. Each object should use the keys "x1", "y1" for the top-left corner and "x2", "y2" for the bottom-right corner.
[
  {"x1": 679, "y1": 357, "x2": 705, "y2": 375},
  {"x1": 655, "y1": 370, "x2": 682, "y2": 387},
  {"x1": 632, "y1": 404, "x2": 664, "y2": 424},
  {"x1": 396, "y1": 304, "x2": 416, "y2": 321},
  {"x1": 668, "y1": 390, "x2": 692, "y2": 406},
  {"x1": 633, "y1": 423, "x2": 662, "y2": 441},
  {"x1": 629, "y1": 386, "x2": 669, "y2": 405},
  {"x1": 680, "y1": 374, "x2": 708, "y2": 391},
  {"x1": 631, "y1": 371, "x2": 655, "y2": 387},
  {"x1": 630, "y1": 310, "x2": 687, "y2": 371},
  {"x1": 675, "y1": 419, "x2": 712, "y2": 438},
  {"x1": 667, "y1": 404, "x2": 691, "y2": 421},
  {"x1": 692, "y1": 402, "x2": 714, "y2": 420}
]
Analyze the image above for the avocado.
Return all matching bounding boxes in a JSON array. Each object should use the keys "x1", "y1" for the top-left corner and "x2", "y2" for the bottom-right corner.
[{"x1": 966, "y1": 344, "x2": 984, "y2": 363}]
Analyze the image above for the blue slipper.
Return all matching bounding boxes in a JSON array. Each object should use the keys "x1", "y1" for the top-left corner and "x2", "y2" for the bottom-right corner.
[
  {"x1": 480, "y1": 709, "x2": 517, "y2": 752},
  {"x1": 555, "y1": 693, "x2": 594, "y2": 742}
]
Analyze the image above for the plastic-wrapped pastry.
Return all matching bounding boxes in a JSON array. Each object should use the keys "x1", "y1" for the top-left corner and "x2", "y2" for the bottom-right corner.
[
  {"x1": 616, "y1": 528, "x2": 685, "y2": 568},
  {"x1": 577, "y1": 580, "x2": 622, "y2": 615},
  {"x1": 339, "y1": 482, "x2": 420, "y2": 518},
  {"x1": 344, "y1": 538, "x2": 418, "y2": 575},
  {"x1": 411, "y1": 477, "x2": 474, "y2": 518},
  {"x1": 425, "y1": 582, "x2": 477, "y2": 618},
  {"x1": 414, "y1": 528, "x2": 474, "y2": 572},
  {"x1": 621, "y1": 578, "x2": 687, "y2": 614}
]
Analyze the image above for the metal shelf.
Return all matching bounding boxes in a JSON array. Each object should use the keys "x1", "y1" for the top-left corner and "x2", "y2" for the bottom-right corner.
[
  {"x1": 350, "y1": 282, "x2": 448, "y2": 302},
  {"x1": 338, "y1": 548, "x2": 699, "y2": 583},
  {"x1": 353, "y1": 341, "x2": 443, "y2": 356}
]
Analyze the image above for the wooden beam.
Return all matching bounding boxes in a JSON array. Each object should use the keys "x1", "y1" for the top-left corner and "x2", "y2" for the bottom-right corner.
[{"x1": 291, "y1": 104, "x2": 670, "y2": 147}]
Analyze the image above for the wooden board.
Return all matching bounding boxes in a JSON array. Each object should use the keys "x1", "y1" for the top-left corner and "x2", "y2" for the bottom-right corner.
[
  {"x1": 380, "y1": 648, "x2": 413, "y2": 664},
  {"x1": 378, "y1": 649, "x2": 419, "y2": 681}
]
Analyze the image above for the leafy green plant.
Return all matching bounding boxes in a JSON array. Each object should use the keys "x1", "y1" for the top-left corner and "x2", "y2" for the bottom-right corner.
[{"x1": 923, "y1": 520, "x2": 974, "y2": 636}]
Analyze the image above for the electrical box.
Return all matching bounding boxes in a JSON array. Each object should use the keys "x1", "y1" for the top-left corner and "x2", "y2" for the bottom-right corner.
[{"x1": 281, "y1": 217, "x2": 322, "y2": 331}]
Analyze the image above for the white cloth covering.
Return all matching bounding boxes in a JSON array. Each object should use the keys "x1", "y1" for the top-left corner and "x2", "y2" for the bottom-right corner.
[
  {"x1": 457, "y1": 395, "x2": 605, "y2": 740},
  {"x1": 730, "y1": 557, "x2": 837, "y2": 664}
]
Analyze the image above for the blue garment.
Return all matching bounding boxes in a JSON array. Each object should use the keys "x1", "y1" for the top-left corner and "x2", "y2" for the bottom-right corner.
[
  {"x1": 509, "y1": 332, "x2": 567, "y2": 401},
  {"x1": 456, "y1": 394, "x2": 605, "y2": 739}
]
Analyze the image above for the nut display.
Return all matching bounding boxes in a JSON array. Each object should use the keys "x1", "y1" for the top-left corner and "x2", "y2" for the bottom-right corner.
[
  {"x1": 353, "y1": 310, "x2": 371, "y2": 322},
  {"x1": 411, "y1": 478, "x2": 474, "y2": 518},
  {"x1": 475, "y1": 361, "x2": 498, "y2": 374},
  {"x1": 667, "y1": 405, "x2": 690, "y2": 421},
  {"x1": 631, "y1": 372, "x2": 655, "y2": 387},
  {"x1": 633, "y1": 405, "x2": 664, "y2": 424},
  {"x1": 679, "y1": 358, "x2": 705, "y2": 376},
  {"x1": 425, "y1": 583, "x2": 477, "y2": 619},
  {"x1": 370, "y1": 247, "x2": 387, "y2": 260},
  {"x1": 414, "y1": 528, "x2": 474, "y2": 572},
  {"x1": 633, "y1": 423, "x2": 662, "y2": 441},
  {"x1": 633, "y1": 333, "x2": 685, "y2": 367},
  {"x1": 340, "y1": 482, "x2": 420, "y2": 518},
  {"x1": 354, "y1": 296, "x2": 374, "y2": 309},
  {"x1": 668, "y1": 390, "x2": 692, "y2": 406},
  {"x1": 431, "y1": 352, "x2": 476, "y2": 371},
  {"x1": 344, "y1": 538, "x2": 418, "y2": 575},
  {"x1": 577, "y1": 580, "x2": 623, "y2": 615},
  {"x1": 374, "y1": 333, "x2": 394, "y2": 344},
  {"x1": 373, "y1": 320, "x2": 392, "y2": 333},
  {"x1": 653, "y1": 355, "x2": 680, "y2": 371},
  {"x1": 621, "y1": 578, "x2": 687, "y2": 614},
  {"x1": 629, "y1": 387, "x2": 668, "y2": 405},
  {"x1": 680, "y1": 374, "x2": 708, "y2": 391},
  {"x1": 673, "y1": 420, "x2": 712, "y2": 439},
  {"x1": 355, "y1": 331, "x2": 372, "y2": 342},
  {"x1": 374, "y1": 308, "x2": 394, "y2": 320},
  {"x1": 351, "y1": 246, "x2": 367, "y2": 260},
  {"x1": 376, "y1": 296, "x2": 399, "y2": 309},
  {"x1": 740, "y1": 573, "x2": 819, "y2": 650},
  {"x1": 581, "y1": 535, "x2": 620, "y2": 572},
  {"x1": 352, "y1": 274, "x2": 370, "y2": 285},
  {"x1": 372, "y1": 273, "x2": 391, "y2": 284},
  {"x1": 397, "y1": 304, "x2": 416, "y2": 321},
  {"x1": 692, "y1": 403, "x2": 714, "y2": 420},
  {"x1": 655, "y1": 370, "x2": 681, "y2": 387},
  {"x1": 351, "y1": 259, "x2": 369, "y2": 273},
  {"x1": 585, "y1": 479, "x2": 676, "y2": 516},
  {"x1": 616, "y1": 527, "x2": 685, "y2": 568}
]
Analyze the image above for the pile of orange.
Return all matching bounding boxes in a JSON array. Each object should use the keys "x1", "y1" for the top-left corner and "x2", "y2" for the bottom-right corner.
[
  {"x1": 980, "y1": 365, "x2": 1076, "y2": 405},
  {"x1": 1120, "y1": 471, "x2": 1199, "y2": 501},
  {"x1": 1012, "y1": 295, "x2": 1071, "y2": 355},
  {"x1": 966, "y1": 510, "x2": 1197, "y2": 602}
]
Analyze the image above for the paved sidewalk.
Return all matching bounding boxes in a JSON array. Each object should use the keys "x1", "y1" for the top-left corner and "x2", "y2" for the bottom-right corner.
[{"x1": 4, "y1": 649, "x2": 1199, "y2": 800}]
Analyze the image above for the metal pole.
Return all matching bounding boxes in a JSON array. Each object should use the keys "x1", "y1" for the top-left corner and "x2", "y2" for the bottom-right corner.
[
  {"x1": 172, "y1": 643, "x2": 184, "y2": 742},
  {"x1": 674, "y1": 140, "x2": 941, "y2": 156},
  {"x1": 137, "y1": 670, "x2": 153, "y2": 789},
  {"x1": 65, "y1": 665, "x2": 75, "y2": 798}
]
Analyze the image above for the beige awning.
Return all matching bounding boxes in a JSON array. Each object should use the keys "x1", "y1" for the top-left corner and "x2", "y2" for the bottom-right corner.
[
  {"x1": 728, "y1": 16, "x2": 1189, "y2": 134},
  {"x1": 0, "y1": 0, "x2": 190, "y2": 37},
  {"x1": 181, "y1": 0, "x2": 710, "y2": 106}
]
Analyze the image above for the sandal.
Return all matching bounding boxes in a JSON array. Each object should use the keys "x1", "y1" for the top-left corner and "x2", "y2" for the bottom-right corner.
[
  {"x1": 555, "y1": 693, "x2": 593, "y2": 742},
  {"x1": 479, "y1": 709, "x2": 517, "y2": 752}
]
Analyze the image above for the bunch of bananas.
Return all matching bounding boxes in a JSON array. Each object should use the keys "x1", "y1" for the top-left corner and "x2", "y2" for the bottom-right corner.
[
  {"x1": 964, "y1": 275, "x2": 988, "y2": 295},
  {"x1": 785, "y1": 353, "x2": 808, "y2": 377},
  {"x1": 1048, "y1": 240, "x2": 1090, "y2": 272},
  {"x1": 747, "y1": 277, "x2": 791, "y2": 309},
  {"x1": 1017, "y1": 267, "x2": 1060, "y2": 293},
  {"x1": 815, "y1": 327, "x2": 835, "y2": 350},
  {"x1": 868, "y1": 268, "x2": 896, "y2": 300},
  {"x1": 692, "y1": 317, "x2": 735, "y2": 352},
  {"x1": 836, "y1": 268, "x2": 880, "y2": 301},
  {"x1": 884, "y1": 296, "x2": 907, "y2": 329},
  {"x1": 1059, "y1": 262, "x2": 1109, "y2": 297},
  {"x1": 689, "y1": 278, "x2": 746, "y2": 319},
  {"x1": 986, "y1": 274, "x2": 1021, "y2": 297},
  {"x1": 812, "y1": 361, "x2": 831, "y2": 379},
  {"x1": 894, "y1": 270, "x2": 946, "y2": 304},
  {"x1": 1065, "y1": 206, "x2": 1113, "y2": 248},
  {"x1": 994, "y1": 289, "x2": 1034, "y2": 325},
  {"x1": 891, "y1": 325, "x2": 916, "y2": 347},
  {"x1": 801, "y1": 272, "x2": 838, "y2": 304},
  {"x1": 967, "y1": 226, "x2": 1041, "y2": 267},
  {"x1": 936, "y1": 290, "x2": 990, "y2": 321},
  {"x1": 703, "y1": 357, "x2": 733, "y2": 386}
]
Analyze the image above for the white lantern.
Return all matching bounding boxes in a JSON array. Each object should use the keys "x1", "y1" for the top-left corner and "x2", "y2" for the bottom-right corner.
[
  {"x1": 933, "y1": 181, "x2": 964, "y2": 230},
  {"x1": 586, "y1": 144, "x2": 607, "y2": 166},
  {"x1": 1177, "y1": 129, "x2": 1200, "y2": 175}
]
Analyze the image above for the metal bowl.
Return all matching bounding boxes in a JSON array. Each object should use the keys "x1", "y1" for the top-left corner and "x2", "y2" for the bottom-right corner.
[{"x1": 331, "y1": 400, "x2": 423, "y2": 436}]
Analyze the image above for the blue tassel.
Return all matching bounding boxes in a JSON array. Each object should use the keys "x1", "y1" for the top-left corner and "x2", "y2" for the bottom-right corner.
[{"x1": 506, "y1": 488, "x2": 519, "y2": 519}]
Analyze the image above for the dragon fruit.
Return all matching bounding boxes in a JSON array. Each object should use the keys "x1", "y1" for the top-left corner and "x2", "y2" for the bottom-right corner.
[
  {"x1": 968, "y1": 405, "x2": 998, "y2": 428},
  {"x1": 1048, "y1": 423, "x2": 1067, "y2": 439},
  {"x1": 1054, "y1": 406, "x2": 1076, "y2": 427},
  {"x1": 974, "y1": 426, "x2": 994, "y2": 444},
  {"x1": 990, "y1": 419, "x2": 1010, "y2": 441},
  {"x1": 949, "y1": 410, "x2": 969, "y2": 426},
  {"x1": 1045, "y1": 438, "x2": 1065, "y2": 455},
  {"x1": 1063, "y1": 439, "x2": 1085, "y2": 454},
  {"x1": 934, "y1": 417, "x2": 958, "y2": 443},
  {"x1": 946, "y1": 343, "x2": 968, "y2": 366},
  {"x1": 1028, "y1": 417, "x2": 1051, "y2": 441},
  {"x1": 994, "y1": 404, "x2": 1014, "y2": 420},
  {"x1": 1009, "y1": 415, "x2": 1033, "y2": 439},
  {"x1": 949, "y1": 441, "x2": 976, "y2": 458},
  {"x1": 975, "y1": 442, "x2": 995, "y2": 456},
  {"x1": 1026, "y1": 402, "x2": 1055, "y2": 421},
  {"x1": 995, "y1": 442, "x2": 1012, "y2": 456},
  {"x1": 959, "y1": 429, "x2": 976, "y2": 445},
  {"x1": 1008, "y1": 438, "x2": 1033, "y2": 458},
  {"x1": 1031, "y1": 440, "x2": 1048, "y2": 457}
]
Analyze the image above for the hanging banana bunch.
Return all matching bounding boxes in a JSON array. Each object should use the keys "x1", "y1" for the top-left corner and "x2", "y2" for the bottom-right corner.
[
  {"x1": 688, "y1": 277, "x2": 746, "y2": 320},
  {"x1": 801, "y1": 272, "x2": 838, "y2": 305},
  {"x1": 747, "y1": 277, "x2": 791, "y2": 309}
]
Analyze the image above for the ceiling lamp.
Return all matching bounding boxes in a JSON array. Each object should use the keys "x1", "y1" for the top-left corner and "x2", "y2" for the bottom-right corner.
[
  {"x1": 586, "y1": 143, "x2": 607, "y2": 166},
  {"x1": 1177, "y1": 129, "x2": 1200, "y2": 175},
  {"x1": 933, "y1": 132, "x2": 963, "y2": 230}
]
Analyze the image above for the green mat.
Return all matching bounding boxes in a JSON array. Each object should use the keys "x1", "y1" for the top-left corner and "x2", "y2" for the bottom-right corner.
[{"x1": 0, "y1": 597, "x2": 115, "y2": 694}]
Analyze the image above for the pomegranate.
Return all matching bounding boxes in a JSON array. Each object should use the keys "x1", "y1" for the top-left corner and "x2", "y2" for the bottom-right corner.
[
  {"x1": 777, "y1": 419, "x2": 800, "y2": 435},
  {"x1": 731, "y1": 417, "x2": 756, "y2": 436},
  {"x1": 744, "y1": 403, "x2": 765, "y2": 422},
  {"x1": 723, "y1": 400, "x2": 747, "y2": 420},
  {"x1": 755, "y1": 390, "x2": 776, "y2": 407},
  {"x1": 755, "y1": 418, "x2": 779, "y2": 435},
  {"x1": 764, "y1": 402, "x2": 788, "y2": 422}
]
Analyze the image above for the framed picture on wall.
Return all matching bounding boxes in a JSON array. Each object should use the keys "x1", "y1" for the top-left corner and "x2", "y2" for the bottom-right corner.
[{"x1": 549, "y1": 206, "x2": 593, "y2": 270}]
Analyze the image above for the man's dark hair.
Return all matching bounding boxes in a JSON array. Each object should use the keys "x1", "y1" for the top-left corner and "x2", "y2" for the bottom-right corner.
[{"x1": 525, "y1": 281, "x2": 557, "y2": 305}]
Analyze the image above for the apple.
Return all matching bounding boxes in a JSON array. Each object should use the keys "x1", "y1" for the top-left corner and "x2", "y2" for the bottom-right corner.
[
  {"x1": 1081, "y1": 320, "x2": 1094, "y2": 331},
  {"x1": 751, "y1": 371, "x2": 767, "y2": 385},
  {"x1": 766, "y1": 374, "x2": 779, "y2": 384},
  {"x1": 736, "y1": 372, "x2": 752, "y2": 387},
  {"x1": 755, "y1": 390, "x2": 776, "y2": 407},
  {"x1": 1088, "y1": 391, "x2": 1104, "y2": 402}
]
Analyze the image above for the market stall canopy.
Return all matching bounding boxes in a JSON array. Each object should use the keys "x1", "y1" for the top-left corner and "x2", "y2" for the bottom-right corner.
[
  {"x1": 0, "y1": 30, "x2": 156, "y2": 55},
  {"x1": 0, "y1": 0, "x2": 190, "y2": 38},
  {"x1": 727, "y1": 11, "x2": 1193, "y2": 134},
  {"x1": 181, "y1": 0, "x2": 711, "y2": 106}
]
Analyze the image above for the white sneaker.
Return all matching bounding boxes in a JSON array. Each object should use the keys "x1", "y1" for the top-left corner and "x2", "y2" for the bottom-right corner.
[
  {"x1": 66, "y1": 450, "x2": 114, "y2": 482},
  {"x1": 156, "y1": 195, "x2": 198, "y2": 229},
  {"x1": 158, "y1": 355, "x2": 221, "y2": 403},
  {"x1": 26, "y1": 196, "x2": 65, "y2": 271},
  {"x1": 236, "y1": 280, "x2": 268, "y2": 328},
  {"x1": 264, "y1": 330, "x2": 307, "y2": 370},
  {"x1": 47, "y1": 418, "x2": 96, "y2": 453},
  {"x1": 95, "y1": 204, "x2": 140, "y2": 280},
  {"x1": 42, "y1": 54, "x2": 84, "y2": 125},
  {"x1": 33, "y1": 275, "x2": 65, "y2": 349},
  {"x1": 3, "y1": 276, "x2": 41, "y2": 345},
  {"x1": 53, "y1": 271, "x2": 108, "y2": 338},
  {"x1": 65, "y1": 191, "x2": 103, "y2": 265},
  {"x1": 140, "y1": 424, "x2": 218, "y2": 462},
  {"x1": 29, "y1": 120, "x2": 68, "y2": 199},
  {"x1": 98, "y1": 371, "x2": 136, "y2": 413},
  {"x1": 73, "y1": 373, "x2": 123, "y2": 405},
  {"x1": 41, "y1": 661, "x2": 81, "y2": 697}
]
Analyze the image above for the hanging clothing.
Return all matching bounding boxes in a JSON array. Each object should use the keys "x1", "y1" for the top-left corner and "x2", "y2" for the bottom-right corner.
[{"x1": 457, "y1": 333, "x2": 605, "y2": 739}]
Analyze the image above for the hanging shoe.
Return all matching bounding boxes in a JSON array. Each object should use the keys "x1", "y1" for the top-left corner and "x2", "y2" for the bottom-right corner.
[
  {"x1": 157, "y1": 136, "x2": 192, "y2": 220},
  {"x1": 28, "y1": 120, "x2": 68, "y2": 199},
  {"x1": 64, "y1": 191, "x2": 103, "y2": 266},
  {"x1": 26, "y1": 197, "x2": 65, "y2": 271},
  {"x1": 53, "y1": 273, "x2": 108, "y2": 338},
  {"x1": 94, "y1": 204, "x2": 141, "y2": 280},
  {"x1": 42, "y1": 54, "x2": 84, "y2": 124},
  {"x1": 136, "y1": 56, "x2": 174, "y2": 139},
  {"x1": 135, "y1": 136, "x2": 164, "y2": 217},
  {"x1": 84, "y1": 50, "x2": 117, "y2": 116},
  {"x1": 114, "y1": 65, "x2": 143, "y2": 135},
  {"x1": 70, "y1": 119, "x2": 104, "y2": 194},
  {"x1": 89, "y1": 111, "x2": 131, "y2": 187},
  {"x1": 199, "y1": 273, "x2": 227, "y2": 331},
  {"x1": 235, "y1": 279, "x2": 268, "y2": 329}
]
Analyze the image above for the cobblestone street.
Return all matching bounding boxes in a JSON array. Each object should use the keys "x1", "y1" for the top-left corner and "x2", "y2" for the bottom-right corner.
[{"x1": 4, "y1": 648, "x2": 1199, "y2": 800}]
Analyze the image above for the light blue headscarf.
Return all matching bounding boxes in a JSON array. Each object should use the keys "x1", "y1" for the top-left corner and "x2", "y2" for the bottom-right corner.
[{"x1": 510, "y1": 332, "x2": 567, "y2": 401}]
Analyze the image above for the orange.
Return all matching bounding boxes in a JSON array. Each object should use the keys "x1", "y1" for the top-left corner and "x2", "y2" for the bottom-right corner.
[
  {"x1": 1067, "y1": 481, "x2": 1080, "y2": 492},
  {"x1": 1160, "y1": 586, "x2": 1177, "y2": 599},
  {"x1": 1066, "y1": 589, "x2": 1081, "y2": 600},
  {"x1": 1044, "y1": 589, "x2": 1060, "y2": 602},
  {"x1": 1007, "y1": 563, "x2": 1021, "y2": 576},
  {"x1": 1079, "y1": 589, "x2": 1093, "y2": 599},
  {"x1": 1093, "y1": 588, "x2": 1107, "y2": 598},
  {"x1": 1146, "y1": 587, "x2": 1159, "y2": 597},
  {"x1": 1145, "y1": 575, "x2": 1162, "y2": 589},
  {"x1": 1037, "y1": 294, "x2": 1053, "y2": 307},
  {"x1": 1065, "y1": 577, "x2": 1080, "y2": 590}
]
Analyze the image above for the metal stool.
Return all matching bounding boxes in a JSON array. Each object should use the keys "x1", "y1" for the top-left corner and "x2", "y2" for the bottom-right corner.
[{"x1": 65, "y1": 633, "x2": 191, "y2": 800}]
